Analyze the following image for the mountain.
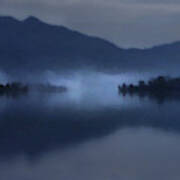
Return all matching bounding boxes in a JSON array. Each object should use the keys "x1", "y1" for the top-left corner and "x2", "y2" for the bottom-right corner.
[
  {"x1": 0, "y1": 16, "x2": 123, "y2": 72},
  {"x1": 0, "y1": 16, "x2": 180, "y2": 74}
]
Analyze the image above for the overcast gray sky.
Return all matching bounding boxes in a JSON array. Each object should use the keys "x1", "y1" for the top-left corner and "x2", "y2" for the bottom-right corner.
[{"x1": 0, "y1": 0, "x2": 180, "y2": 48}]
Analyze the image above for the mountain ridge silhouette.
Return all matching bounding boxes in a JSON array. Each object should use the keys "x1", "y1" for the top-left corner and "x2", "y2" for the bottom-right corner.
[{"x1": 0, "y1": 16, "x2": 180, "y2": 73}]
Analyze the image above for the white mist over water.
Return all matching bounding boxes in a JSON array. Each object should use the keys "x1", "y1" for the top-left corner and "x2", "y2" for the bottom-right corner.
[
  {"x1": 43, "y1": 70, "x2": 154, "y2": 91},
  {"x1": 1, "y1": 69, "x2": 177, "y2": 111},
  {"x1": 37, "y1": 70, "x2": 158, "y2": 110},
  {"x1": 0, "y1": 69, "x2": 158, "y2": 112}
]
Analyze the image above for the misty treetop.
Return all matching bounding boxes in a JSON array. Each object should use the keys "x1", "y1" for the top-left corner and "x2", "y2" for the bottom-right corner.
[{"x1": 118, "y1": 76, "x2": 180, "y2": 103}]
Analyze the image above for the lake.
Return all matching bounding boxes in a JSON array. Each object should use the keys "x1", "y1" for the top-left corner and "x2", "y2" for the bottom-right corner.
[{"x1": 1, "y1": 73, "x2": 180, "y2": 180}]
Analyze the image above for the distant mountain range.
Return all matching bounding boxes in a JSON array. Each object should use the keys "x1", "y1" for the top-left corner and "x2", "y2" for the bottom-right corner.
[{"x1": 0, "y1": 16, "x2": 180, "y2": 74}]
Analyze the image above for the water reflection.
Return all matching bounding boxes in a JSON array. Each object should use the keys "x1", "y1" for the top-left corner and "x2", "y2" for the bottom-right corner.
[
  {"x1": 1, "y1": 128, "x2": 180, "y2": 180},
  {"x1": 0, "y1": 85, "x2": 180, "y2": 180},
  {"x1": 0, "y1": 90, "x2": 180, "y2": 158},
  {"x1": 119, "y1": 87, "x2": 180, "y2": 105}
]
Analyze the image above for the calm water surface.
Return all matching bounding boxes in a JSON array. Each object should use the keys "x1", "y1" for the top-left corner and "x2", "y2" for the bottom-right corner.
[{"x1": 0, "y1": 81, "x2": 180, "y2": 180}]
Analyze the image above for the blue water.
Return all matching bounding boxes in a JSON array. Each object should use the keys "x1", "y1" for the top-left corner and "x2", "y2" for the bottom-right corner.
[{"x1": 0, "y1": 76, "x2": 180, "y2": 180}]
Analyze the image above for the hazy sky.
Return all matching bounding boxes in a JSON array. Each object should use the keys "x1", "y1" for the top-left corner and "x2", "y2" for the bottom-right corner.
[{"x1": 0, "y1": 0, "x2": 180, "y2": 48}]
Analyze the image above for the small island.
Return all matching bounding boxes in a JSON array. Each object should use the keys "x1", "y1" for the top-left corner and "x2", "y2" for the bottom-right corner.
[
  {"x1": 0, "y1": 82, "x2": 28, "y2": 96},
  {"x1": 0, "y1": 82, "x2": 68, "y2": 97},
  {"x1": 118, "y1": 76, "x2": 180, "y2": 103}
]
